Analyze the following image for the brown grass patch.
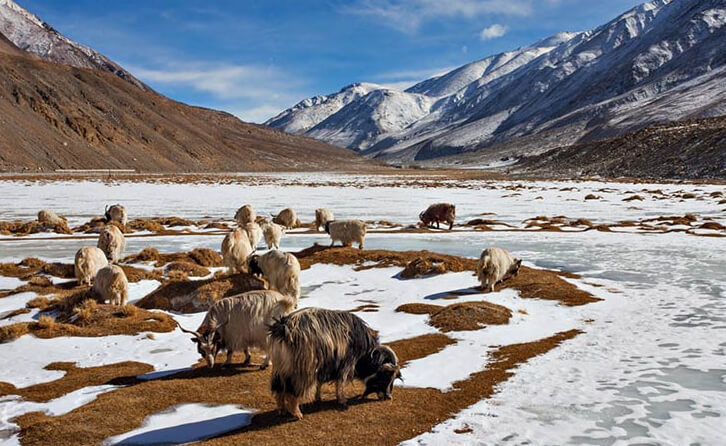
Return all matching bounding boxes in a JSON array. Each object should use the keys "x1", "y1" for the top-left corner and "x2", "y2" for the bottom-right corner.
[
  {"x1": 123, "y1": 248, "x2": 223, "y2": 268},
  {"x1": 0, "y1": 361, "x2": 154, "y2": 402},
  {"x1": 118, "y1": 265, "x2": 163, "y2": 283},
  {"x1": 397, "y1": 301, "x2": 512, "y2": 332},
  {"x1": 136, "y1": 272, "x2": 265, "y2": 313},
  {"x1": 1, "y1": 304, "x2": 176, "y2": 342},
  {"x1": 1, "y1": 308, "x2": 31, "y2": 319},
  {"x1": 0, "y1": 258, "x2": 73, "y2": 280},
  {"x1": 166, "y1": 261, "x2": 211, "y2": 277},
  {"x1": 400, "y1": 258, "x2": 447, "y2": 279},
  {"x1": 503, "y1": 266, "x2": 599, "y2": 306},
  {"x1": 395, "y1": 303, "x2": 442, "y2": 315},
  {"x1": 429, "y1": 302, "x2": 511, "y2": 332},
  {"x1": 294, "y1": 245, "x2": 477, "y2": 273},
  {"x1": 0, "y1": 219, "x2": 72, "y2": 236},
  {"x1": 14, "y1": 330, "x2": 579, "y2": 446},
  {"x1": 623, "y1": 194, "x2": 644, "y2": 201},
  {"x1": 699, "y1": 222, "x2": 725, "y2": 230}
]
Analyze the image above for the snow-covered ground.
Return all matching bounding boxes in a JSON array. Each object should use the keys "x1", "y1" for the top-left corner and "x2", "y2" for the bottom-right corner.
[{"x1": 0, "y1": 176, "x2": 724, "y2": 445}]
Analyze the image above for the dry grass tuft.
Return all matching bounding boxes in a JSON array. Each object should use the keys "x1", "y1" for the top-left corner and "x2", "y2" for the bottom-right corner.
[
  {"x1": 26, "y1": 297, "x2": 51, "y2": 309},
  {"x1": 397, "y1": 301, "x2": 512, "y2": 332},
  {"x1": 136, "y1": 272, "x2": 265, "y2": 313},
  {"x1": 166, "y1": 261, "x2": 210, "y2": 277},
  {"x1": 72, "y1": 300, "x2": 98, "y2": 323},
  {"x1": 123, "y1": 247, "x2": 223, "y2": 268},
  {"x1": 400, "y1": 258, "x2": 447, "y2": 279},
  {"x1": 294, "y1": 245, "x2": 477, "y2": 274},
  {"x1": 36, "y1": 315, "x2": 56, "y2": 329}
]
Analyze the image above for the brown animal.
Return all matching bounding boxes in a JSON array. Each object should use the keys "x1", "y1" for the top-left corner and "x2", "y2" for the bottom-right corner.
[{"x1": 419, "y1": 203, "x2": 456, "y2": 230}]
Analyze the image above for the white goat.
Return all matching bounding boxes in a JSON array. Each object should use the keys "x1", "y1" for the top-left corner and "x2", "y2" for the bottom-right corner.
[
  {"x1": 93, "y1": 264, "x2": 129, "y2": 305},
  {"x1": 221, "y1": 228, "x2": 253, "y2": 273},
  {"x1": 325, "y1": 219, "x2": 367, "y2": 249},
  {"x1": 179, "y1": 290, "x2": 296, "y2": 368},
  {"x1": 248, "y1": 249, "x2": 301, "y2": 304},
  {"x1": 476, "y1": 247, "x2": 522, "y2": 292},
  {"x1": 74, "y1": 247, "x2": 109, "y2": 285},
  {"x1": 97, "y1": 225, "x2": 125, "y2": 263}
]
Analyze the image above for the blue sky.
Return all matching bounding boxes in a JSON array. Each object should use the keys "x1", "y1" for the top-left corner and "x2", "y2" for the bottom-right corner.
[{"x1": 19, "y1": 0, "x2": 643, "y2": 123}]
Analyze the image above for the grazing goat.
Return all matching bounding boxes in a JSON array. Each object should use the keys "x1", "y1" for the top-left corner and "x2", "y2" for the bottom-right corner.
[
  {"x1": 268, "y1": 308, "x2": 401, "y2": 420},
  {"x1": 179, "y1": 290, "x2": 295, "y2": 368},
  {"x1": 314, "y1": 208, "x2": 334, "y2": 231},
  {"x1": 93, "y1": 265, "x2": 129, "y2": 305},
  {"x1": 235, "y1": 205, "x2": 256, "y2": 226},
  {"x1": 104, "y1": 204, "x2": 128, "y2": 226},
  {"x1": 325, "y1": 219, "x2": 366, "y2": 249},
  {"x1": 260, "y1": 220, "x2": 284, "y2": 250},
  {"x1": 74, "y1": 247, "x2": 109, "y2": 286},
  {"x1": 37, "y1": 209, "x2": 65, "y2": 226},
  {"x1": 273, "y1": 207, "x2": 299, "y2": 229},
  {"x1": 477, "y1": 247, "x2": 522, "y2": 292},
  {"x1": 419, "y1": 203, "x2": 456, "y2": 230},
  {"x1": 221, "y1": 228, "x2": 253, "y2": 273},
  {"x1": 247, "y1": 250, "x2": 301, "y2": 303},
  {"x1": 97, "y1": 225, "x2": 125, "y2": 263},
  {"x1": 245, "y1": 222, "x2": 264, "y2": 250}
]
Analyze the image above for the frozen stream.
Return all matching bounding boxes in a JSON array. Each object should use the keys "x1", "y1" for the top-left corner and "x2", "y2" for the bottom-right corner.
[{"x1": 0, "y1": 178, "x2": 725, "y2": 444}]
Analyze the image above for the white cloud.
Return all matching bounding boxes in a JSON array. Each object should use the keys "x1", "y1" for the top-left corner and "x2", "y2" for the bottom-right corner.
[
  {"x1": 344, "y1": 0, "x2": 532, "y2": 32},
  {"x1": 127, "y1": 62, "x2": 299, "y2": 101},
  {"x1": 123, "y1": 60, "x2": 307, "y2": 123},
  {"x1": 480, "y1": 24, "x2": 508, "y2": 40}
]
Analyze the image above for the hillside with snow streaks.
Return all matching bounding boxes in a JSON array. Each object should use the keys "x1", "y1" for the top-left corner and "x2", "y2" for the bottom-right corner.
[
  {"x1": 0, "y1": 0, "x2": 149, "y2": 91},
  {"x1": 267, "y1": 0, "x2": 726, "y2": 163}
]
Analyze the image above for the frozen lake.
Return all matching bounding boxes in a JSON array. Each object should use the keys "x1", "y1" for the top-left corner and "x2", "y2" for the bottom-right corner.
[{"x1": 0, "y1": 176, "x2": 724, "y2": 445}]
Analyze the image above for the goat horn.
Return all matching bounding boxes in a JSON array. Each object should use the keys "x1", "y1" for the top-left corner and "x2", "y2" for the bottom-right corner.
[{"x1": 177, "y1": 324, "x2": 201, "y2": 338}]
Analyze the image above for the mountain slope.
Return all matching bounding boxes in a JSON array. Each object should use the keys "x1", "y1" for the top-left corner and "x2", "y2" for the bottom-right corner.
[
  {"x1": 0, "y1": 0, "x2": 149, "y2": 91},
  {"x1": 512, "y1": 116, "x2": 726, "y2": 179},
  {"x1": 0, "y1": 4, "x2": 375, "y2": 172},
  {"x1": 268, "y1": 0, "x2": 726, "y2": 164}
]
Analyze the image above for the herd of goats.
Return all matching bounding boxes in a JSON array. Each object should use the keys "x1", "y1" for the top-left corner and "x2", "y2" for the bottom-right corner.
[{"x1": 34, "y1": 201, "x2": 522, "y2": 420}]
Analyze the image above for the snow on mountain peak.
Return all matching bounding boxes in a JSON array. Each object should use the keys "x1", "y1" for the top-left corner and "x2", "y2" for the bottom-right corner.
[{"x1": 0, "y1": 0, "x2": 149, "y2": 91}]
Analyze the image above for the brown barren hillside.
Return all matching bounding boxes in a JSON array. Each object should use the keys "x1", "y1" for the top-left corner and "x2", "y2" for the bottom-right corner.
[
  {"x1": 0, "y1": 36, "x2": 377, "y2": 173},
  {"x1": 513, "y1": 116, "x2": 726, "y2": 179}
]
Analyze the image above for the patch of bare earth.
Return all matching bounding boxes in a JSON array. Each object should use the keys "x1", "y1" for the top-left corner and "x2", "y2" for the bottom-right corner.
[{"x1": 13, "y1": 330, "x2": 579, "y2": 446}]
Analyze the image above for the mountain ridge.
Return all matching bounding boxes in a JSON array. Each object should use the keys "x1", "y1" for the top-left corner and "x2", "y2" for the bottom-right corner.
[{"x1": 267, "y1": 0, "x2": 726, "y2": 164}]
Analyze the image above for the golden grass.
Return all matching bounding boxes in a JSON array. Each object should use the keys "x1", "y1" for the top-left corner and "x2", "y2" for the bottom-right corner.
[{"x1": 397, "y1": 301, "x2": 512, "y2": 332}]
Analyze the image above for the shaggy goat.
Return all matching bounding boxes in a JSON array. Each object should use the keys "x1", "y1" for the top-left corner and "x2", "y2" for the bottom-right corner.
[
  {"x1": 37, "y1": 209, "x2": 66, "y2": 226},
  {"x1": 260, "y1": 220, "x2": 284, "y2": 250},
  {"x1": 179, "y1": 290, "x2": 295, "y2": 368},
  {"x1": 273, "y1": 207, "x2": 299, "y2": 229},
  {"x1": 244, "y1": 222, "x2": 264, "y2": 250},
  {"x1": 235, "y1": 204, "x2": 256, "y2": 226},
  {"x1": 325, "y1": 219, "x2": 366, "y2": 249},
  {"x1": 97, "y1": 225, "x2": 125, "y2": 263},
  {"x1": 268, "y1": 308, "x2": 401, "y2": 420},
  {"x1": 314, "y1": 208, "x2": 334, "y2": 231},
  {"x1": 419, "y1": 203, "x2": 456, "y2": 230},
  {"x1": 221, "y1": 228, "x2": 253, "y2": 274},
  {"x1": 93, "y1": 264, "x2": 128, "y2": 305},
  {"x1": 104, "y1": 204, "x2": 128, "y2": 226},
  {"x1": 477, "y1": 247, "x2": 522, "y2": 292},
  {"x1": 74, "y1": 247, "x2": 109, "y2": 286},
  {"x1": 247, "y1": 250, "x2": 301, "y2": 303}
]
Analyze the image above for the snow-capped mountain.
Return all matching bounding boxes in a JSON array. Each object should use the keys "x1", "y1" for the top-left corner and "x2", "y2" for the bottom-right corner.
[
  {"x1": 267, "y1": 0, "x2": 726, "y2": 163},
  {"x1": 0, "y1": 0, "x2": 149, "y2": 91}
]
